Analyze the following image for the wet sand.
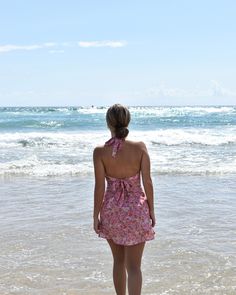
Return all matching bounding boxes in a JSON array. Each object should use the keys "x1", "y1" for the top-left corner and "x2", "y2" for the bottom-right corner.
[{"x1": 0, "y1": 175, "x2": 236, "y2": 294}]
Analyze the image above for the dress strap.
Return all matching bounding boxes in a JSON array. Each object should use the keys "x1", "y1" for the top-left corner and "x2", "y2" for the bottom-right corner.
[{"x1": 105, "y1": 137, "x2": 124, "y2": 158}]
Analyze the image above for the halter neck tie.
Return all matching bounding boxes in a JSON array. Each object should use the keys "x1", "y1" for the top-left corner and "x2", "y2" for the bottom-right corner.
[{"x1": 105, "y1": 137, "x2": 124, "y2": 157}]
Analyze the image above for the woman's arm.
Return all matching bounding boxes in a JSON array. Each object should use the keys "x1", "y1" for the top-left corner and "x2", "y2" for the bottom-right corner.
[
  {"x1": 140, "y1": 142, "x2": 156, "y2": 227},
  {"x1": 93, "y1": 147, "x2": 105, "y2": 228}
]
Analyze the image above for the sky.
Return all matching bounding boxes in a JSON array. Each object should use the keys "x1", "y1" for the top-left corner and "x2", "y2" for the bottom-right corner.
[{"x1": 0, "y1": 0, "x2": 236, "y2": 106}]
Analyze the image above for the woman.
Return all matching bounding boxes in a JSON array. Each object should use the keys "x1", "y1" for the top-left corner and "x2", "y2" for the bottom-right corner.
[{"x1": 93, "y1": 104, "x2": 155, "y2": 295}]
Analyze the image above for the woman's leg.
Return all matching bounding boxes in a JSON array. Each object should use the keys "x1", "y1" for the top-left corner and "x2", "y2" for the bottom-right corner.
[
  {"x1": 107, "y1": 239, "x2": 126, "y2": 295},
  {"x1": 125, "y1": 242, "x2": 145, "y2": 295}
]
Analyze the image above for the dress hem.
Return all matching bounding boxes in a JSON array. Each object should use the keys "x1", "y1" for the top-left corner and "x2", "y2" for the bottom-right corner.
[{"x1": 98, "y1": 232, "x2": 155, "y2": 246}]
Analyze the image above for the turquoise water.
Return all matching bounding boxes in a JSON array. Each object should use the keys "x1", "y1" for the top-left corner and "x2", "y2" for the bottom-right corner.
[
  {"x1": 0, "y1": 106, "x2": 236, "y2": 176},
  {"x1": 0, "y1": 106, "x2": 236, "y2": 131}
]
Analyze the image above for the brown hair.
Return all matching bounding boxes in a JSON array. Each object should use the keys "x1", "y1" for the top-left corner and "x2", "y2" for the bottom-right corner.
[{"x1": 106, "y1": 104, "x2": 131, "y2": 139}]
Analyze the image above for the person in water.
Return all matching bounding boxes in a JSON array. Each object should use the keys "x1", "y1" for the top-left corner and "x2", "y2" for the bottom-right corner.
[{"x1": 93, "y1": 104, "x2": 156, "y2": 295}]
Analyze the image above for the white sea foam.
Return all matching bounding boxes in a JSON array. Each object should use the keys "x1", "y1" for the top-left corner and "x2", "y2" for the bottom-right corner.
[
  {"x1": 76, "y1": 107, "x2": 107, "y2": 114},
  {"x1": 1, "y1": 163, "x2": 235, "y2": 176},
  {"x1": 0, "y1": 127, "x2": 235, "y2": 148},
  {"x1": 0, "y1": 126, "x2": 235, "y2": 176},
  {"x1": 145, "y1": 129, "x2": 236, "y2": 146},
  {"x1": 129, "y1": 106, "x2": 236, "y2": 117},
  {"x1": 40, "y1": 121, "x2": 63, "y2": 127},
  {"x1": 0, "y1": 152, "x2": 235, "y2": 176},
  {"x1": 0, "y1": 155, "x2": 93, "y2": 176},
  {"x1": 0, "y1": 131, "x2": 106, "y2": 148}
]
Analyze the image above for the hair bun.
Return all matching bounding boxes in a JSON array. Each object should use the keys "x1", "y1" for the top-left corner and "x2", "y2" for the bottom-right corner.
[
  {"x1": 106, "y1": 104, "x2": 131, "y2": 138},
  {"x1": 115, "y1": 126, "x2": 129, "y2": 139}
]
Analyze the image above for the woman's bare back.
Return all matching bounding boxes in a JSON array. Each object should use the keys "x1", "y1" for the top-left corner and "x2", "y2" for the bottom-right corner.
[{"x1": 100, "y1": 140, "x2": 144, "y2": 179}]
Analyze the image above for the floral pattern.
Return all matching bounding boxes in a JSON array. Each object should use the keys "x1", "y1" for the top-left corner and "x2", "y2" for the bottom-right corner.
[{"x1": 98, "y1": 173, "x2": 155, "y2": 246}]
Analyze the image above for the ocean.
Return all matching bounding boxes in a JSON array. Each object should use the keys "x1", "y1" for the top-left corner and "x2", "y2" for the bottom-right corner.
[
  {"x1": 1, "y1": 106, "x2": 236, "y2": 176},
  {"x1": 0, "y1": 106, "x2": 236, "y2": 294}
]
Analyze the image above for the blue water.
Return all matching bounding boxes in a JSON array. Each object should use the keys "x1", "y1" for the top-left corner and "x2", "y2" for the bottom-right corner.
[
  {"x1": 0, "y1": 106, "x2": 236, "y2": 176},
  {"x1": 0, "y1": 106, "x2": 236, "y2": 131}
]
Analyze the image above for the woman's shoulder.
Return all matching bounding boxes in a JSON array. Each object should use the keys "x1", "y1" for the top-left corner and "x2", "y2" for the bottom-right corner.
[
  {"x1": 93, "y1": 144, "x2": 106, "y2": 157},
  {"x1": 125, "y1": 140, "x2": 147, "y2": 150}
]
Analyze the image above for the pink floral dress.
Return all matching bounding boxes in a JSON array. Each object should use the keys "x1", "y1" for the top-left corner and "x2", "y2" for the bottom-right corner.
[{"x1": 98, "y1": 137, "x2": 155, "y2": 246}]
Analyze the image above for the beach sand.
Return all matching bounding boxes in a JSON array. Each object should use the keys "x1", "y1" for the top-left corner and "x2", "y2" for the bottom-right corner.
[{"x1": 0, "y1": 175, "x2": 236, "y2": 295}]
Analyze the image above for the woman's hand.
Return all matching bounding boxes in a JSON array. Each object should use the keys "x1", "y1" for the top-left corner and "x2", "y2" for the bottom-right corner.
[
  {"x1": 93, "y1": 217, "x2": 100, "y2": 234},
  {"x1": 150, "y1": 210, "x2": 156, "y2": 227}
]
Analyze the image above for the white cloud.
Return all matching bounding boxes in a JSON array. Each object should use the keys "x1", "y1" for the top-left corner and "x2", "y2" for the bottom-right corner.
[
  {"x1": 0, "y1": 40, "x2": 126, "y2": 54},
  {"x1": 78, "y1": 40, "x2": 127, "y2": 48},
  {"x1": 0, "y1": 42, "x2": 57, "y2": 53}
]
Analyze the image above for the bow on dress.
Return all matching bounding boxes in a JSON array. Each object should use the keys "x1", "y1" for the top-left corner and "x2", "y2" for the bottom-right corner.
[{"x1": 109, "y1": 177, "x2": 133, "y2": 206}]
